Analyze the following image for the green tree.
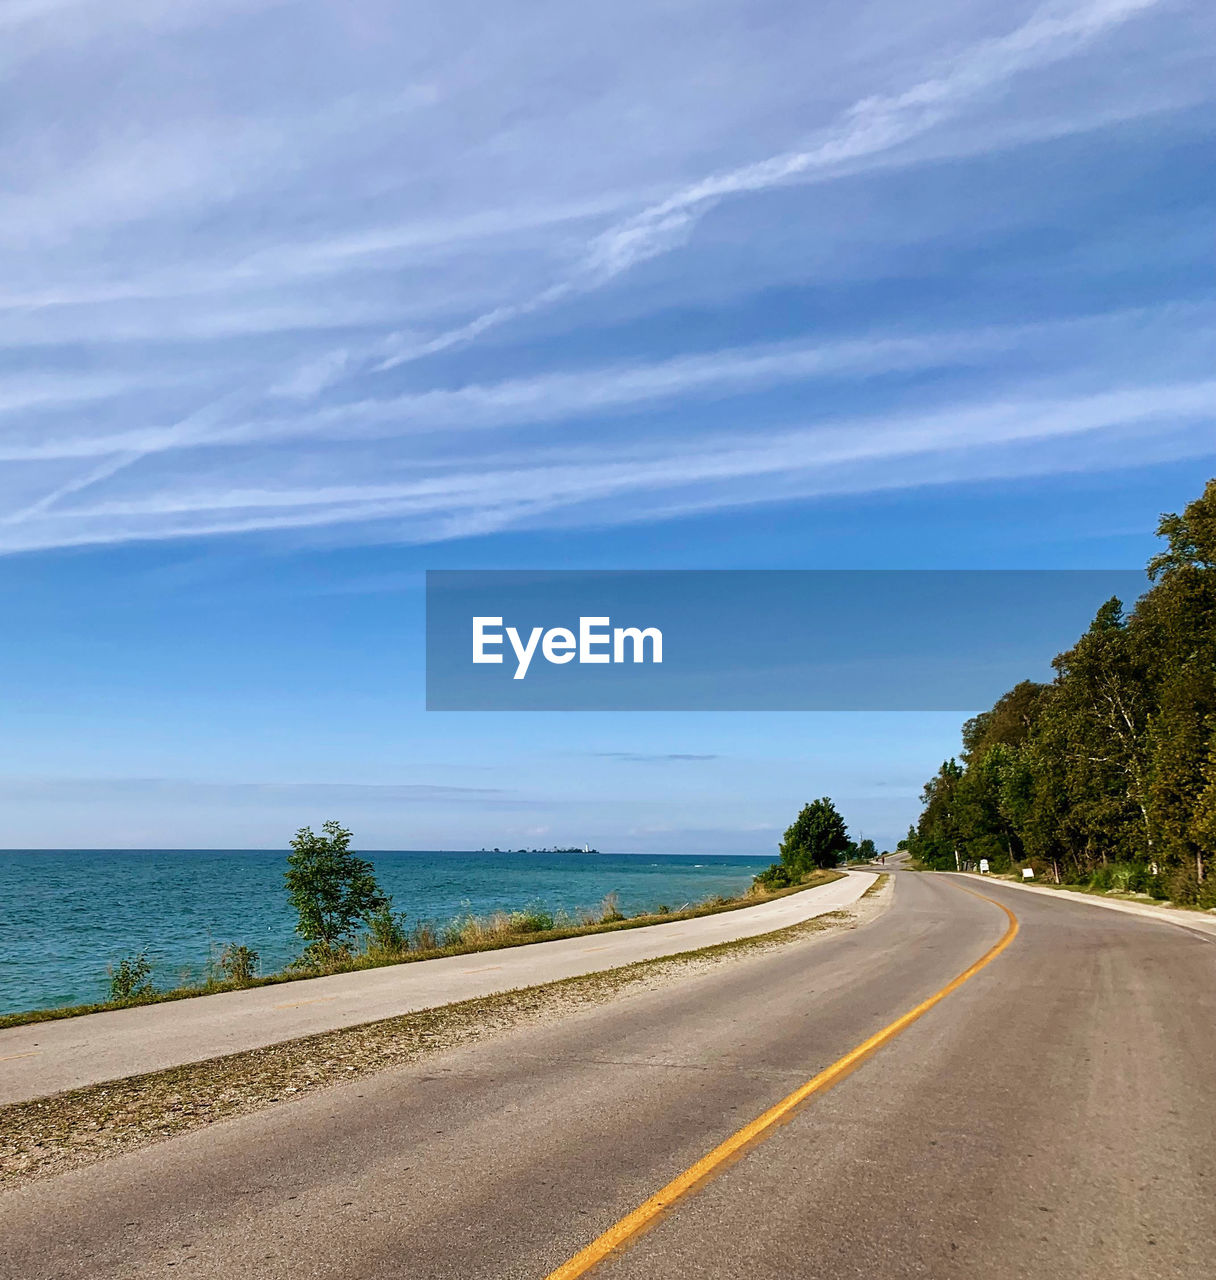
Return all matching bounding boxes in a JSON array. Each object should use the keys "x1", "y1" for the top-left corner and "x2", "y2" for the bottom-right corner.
[
  {"x1": 1052, "y1": 597, "x2": 1155, "y2": 853},
  {"x1": 907, "y1": 759, "x2": 964, "y2": 869},
  {"x1": 285, "y1": 821, "x2": 388, "y2": 962},
  {"x1": 1190, "y1": 732, "x2": 1216, "y2": 905},
  {"x1": 909, "y1": 477, "x2": 1216, "y2": 892},
  {"x1": 856, "y1": 837, "x2": 878, "y2": 862},
  {"x1": 779, "y1": 798, "x2": 851, "y2": 875},
  {"x1": 1147, "y1": 477, "x2": 1216, "y2": 579}
]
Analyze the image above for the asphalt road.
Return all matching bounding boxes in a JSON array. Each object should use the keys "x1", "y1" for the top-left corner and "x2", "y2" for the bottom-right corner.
[
  {"x1": 0, "y1": 871, "x2": 874, "y2": 1105},
  {"x1": 4, "y1": 870, "x2": 1214, "y2": 1279}
]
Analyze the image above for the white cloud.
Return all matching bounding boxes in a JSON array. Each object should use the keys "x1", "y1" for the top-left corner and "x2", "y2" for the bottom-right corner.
[
  {"x1": 0, "y1": 0, "x2": 1211, "y2": 557},
  {"x1": 370, "y1": 0, "x2": 1166, "y2": 375},
  {"x1": 1, "y1": 379, "x2": 1210, "y2": 553}
]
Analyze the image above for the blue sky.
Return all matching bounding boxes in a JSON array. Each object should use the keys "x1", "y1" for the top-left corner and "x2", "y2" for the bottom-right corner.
[{"x1": 1, "y1": 0, "x2": 1213, "y2": 851}]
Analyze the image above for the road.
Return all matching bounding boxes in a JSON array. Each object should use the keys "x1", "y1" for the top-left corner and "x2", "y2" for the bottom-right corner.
[
  {"x1": 0, "y1": 870, "x2": 874, "y2": 1105},
  {"x1": 4, "y1": 870, "x2": 1214, "y2": 1279}
]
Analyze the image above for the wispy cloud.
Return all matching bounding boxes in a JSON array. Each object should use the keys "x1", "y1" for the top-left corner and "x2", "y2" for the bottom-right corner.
[
  {"x1": 593, "y1": 752, "x2": 721, "y2": 763},
  {"x1": 367, "y1": 0, "x2": 1164, "y2": 376},
  {"x1": 0, "y1": 0, "x2": 1211, "y2": 558},
  {"x1": 0, "y1": 777, "x2": 508, "y2": 803},
  {"x1": 1, "y1": 378, "x2": 1211, "y2": 553},
  {"x1": 7, "y1": 303, "x2": 1209, "y2": 464}
]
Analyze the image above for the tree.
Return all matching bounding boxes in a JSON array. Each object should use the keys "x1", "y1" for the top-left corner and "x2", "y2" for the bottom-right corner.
[
  {"x1": 907, "y1": 476, "x2": 1216, "y2": 895},
  {"x1": 907, "y1": 759, "x2": 964, "y2": 869},
  {"x1": 285, "y1": 821, "x2": 388, "y2": 961},
  {"x1": 1147, "y1": 478, "x2": 1216, "y2": 579},
  {"x1": 1190, "y1": 731, "x2": 1216, "y2": 905},
  {"x1": 856, "y1": 837, "x2": 878, "y2": 862},
  {"x1": 961, "y1": 681, "x2": 1047, "y2": 764},
  {"x1": 779, "y1": 798, "x2": 851, "y2": 875}
]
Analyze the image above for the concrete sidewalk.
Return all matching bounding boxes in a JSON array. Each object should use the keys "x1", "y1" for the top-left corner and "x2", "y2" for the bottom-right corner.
[
  {"x1": 955, "y1": 871, "x2": 1216, "y2": 939},
  {"x1": 0, "y1": 870, "x2": 877, "y2": 1105}
]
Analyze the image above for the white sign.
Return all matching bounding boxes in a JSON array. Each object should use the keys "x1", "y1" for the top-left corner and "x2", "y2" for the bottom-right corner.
[
  {"x1": 978, "y1": 858, "x2": 990, "y2": 874},
  {"x1": 1022, "y1": 867, "x2": 1035, "y2": 879}
]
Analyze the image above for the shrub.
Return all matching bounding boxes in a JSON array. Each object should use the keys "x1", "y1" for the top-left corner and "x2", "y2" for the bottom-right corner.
[
  {"x1": 1088, "y1": 865, "x2": 1115, "y2": 892},
  {"x1": 1166, "y1": 863, "x2": 1201, "y2": 906},
  {"x1": 598, "y1": 892, "x2": 624, "y2": 923},
  {"x1": 441, "y1": 913, "x2": 479, "y2": 947},
  {"x1": 293, "y1": 939, "x2": 354, "y2": 971},
  {"x1": 364, "y1": 905, "x2": 410, "y2": 956},
  {"x1": 217, "y1": 943, "x2": 259, "y2": 985},
  {"x1": 655, "y1": 903, "x2": 671, "y2": 916},
  {"x1": 441, "y1": 909, "x2": 539, "y2": 948},
  {"x1": 753, "y1": 862, "x2": 794, "y2": 891},
  {"x1": 109, "y1": 950, "x2": 154, "y2": 1002},
  {"x1": 410, "y1": 921, "x2": 439, "y2": 952},
  {"x1": 1125, "y1": 864, "x2": 1150, "y2": 894},
  {"x1": 508, "y1": 904, "x2": 555, "y2": 933}
]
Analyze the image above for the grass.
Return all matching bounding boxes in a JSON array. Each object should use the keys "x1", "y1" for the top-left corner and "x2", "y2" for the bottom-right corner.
[
  {"x1": 0, "y1": 894, "x2": 891, "y2": 1189},
  {"x1": 0, "y1": 870, "x2": 846, "y2": 1031}
]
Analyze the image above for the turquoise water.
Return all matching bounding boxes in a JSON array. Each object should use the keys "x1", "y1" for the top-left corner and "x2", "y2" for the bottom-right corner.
[{"x1": 0, "y1": 849, "x2": 771, "y2": 1015}]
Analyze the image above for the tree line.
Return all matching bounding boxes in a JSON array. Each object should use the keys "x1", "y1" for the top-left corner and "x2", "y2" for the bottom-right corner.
[{"x1": 905, "y1": 478, "x2": 1216, "y2": 906}]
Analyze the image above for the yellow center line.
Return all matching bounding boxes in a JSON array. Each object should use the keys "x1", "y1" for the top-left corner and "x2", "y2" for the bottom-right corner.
[
  {"x1": 461, "y1": 965, "x2": 504, "y2": 974},
  {"x1": 545, "y1": 883, "x2": 1019, "y2": 1280},
  {"x1": 0, "y1": 1050, "x2": 41, "y2": 1063}
]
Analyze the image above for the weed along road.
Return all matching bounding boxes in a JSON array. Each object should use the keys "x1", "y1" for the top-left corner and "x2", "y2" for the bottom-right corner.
[{"x1": 4, "y1": 871, "x2": 1215, "y2": 1279}]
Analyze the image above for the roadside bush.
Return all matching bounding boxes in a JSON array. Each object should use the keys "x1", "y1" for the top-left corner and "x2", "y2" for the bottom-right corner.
[
  {"x1": 108, "y1": 950, "x2": 154, "y2": 1002},
  {"x1": 1123, "y1": 864, "x2": 1149, "y2": 894},
  {"x1": 598, "y1": 892, "x2": 624, "y2": 923},
  {"x1": 292, "y1": 939, "x2": 353, "y2": 971},
  {"x1": 442, "y1": 909, "x2": 538, "y2": 947},
  {"x1": 217, "y1": 943, "x2": 259, "y2": 985},
  {"x1": 1087, "y1": 862, "x2": 1150, "y2": 895},
  {"x1": 1088, "y1": 865, "x2": 1115, "y2": 892},
  {"x1": 508, "y1": 904, "x2": 555, "y2": 933},
  {"x1": 409, "y1": 921, "x2": 439, "y2": 952},
  {"x1": 1166, "y1": 863, "x2": 1201, "y2": 906},
  {"x1": 442, "y1": 912, "x2": 481, "y2": 947},
  {"x1": 753, "y1": 862, "x2": 794, "y2": 891},
  {"x1": 364, "y1": 905, "x2": 410, "y2": 956}
]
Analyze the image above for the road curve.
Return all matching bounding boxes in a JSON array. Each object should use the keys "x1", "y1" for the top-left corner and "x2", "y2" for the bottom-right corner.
[
  {"x1": 3, "y1": 870, "x2": 1214, "y2": 1279},
  {"x1": 0, "y1": 870, "x2": 874, "y2": 1105}
]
